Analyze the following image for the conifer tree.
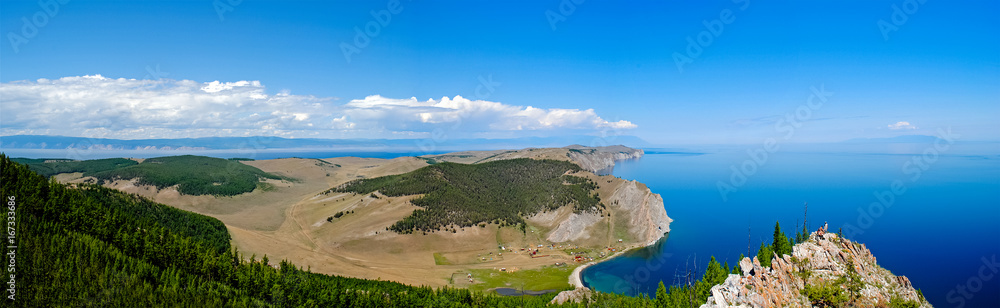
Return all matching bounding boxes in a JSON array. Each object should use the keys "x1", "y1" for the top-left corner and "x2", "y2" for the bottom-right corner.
[
  {"x1": 704, "y1": 257, "x2": 727, "y2": 286},
  {"x1": 758, "y1": 242, "x2": 773, "y2": 268},
  {"x1": 772, "y1": 221, "x2": 792, "y2": 256},
  {"x1": 655, "y1": 281, "x2": 668, "y2": 308}
]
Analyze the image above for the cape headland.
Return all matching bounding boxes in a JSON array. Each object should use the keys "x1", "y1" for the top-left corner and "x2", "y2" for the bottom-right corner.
[{"x1": 42, "y1": 145, "x2": 671, "y2": 292}]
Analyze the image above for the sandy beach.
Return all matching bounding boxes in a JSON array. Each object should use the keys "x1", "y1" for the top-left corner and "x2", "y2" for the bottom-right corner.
[
  {"x1": 567, "y1": 238, "x2": 661, "y2": 289},
  {"x1": 568, "y1": 261, "x2": 595, "y2": 289}
]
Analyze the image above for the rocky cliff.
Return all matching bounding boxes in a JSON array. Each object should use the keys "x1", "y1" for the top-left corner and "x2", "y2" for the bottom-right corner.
[
  {"x1": 701, "y1": 225, "x2": 932, "y2": 308},
  {"x1": 425, "y1": 144, "x2": 668, "y2": 248},
  {"x1": 605, "y1": 179, "x2": 671, "y2": 245},
  {"x1": 545, "y1": 211, "x2": 604, "y2": 243},
  {"x1": 565, "y1": 144, "x2": 644, "y2": 173},
  {"x1": 542, "y1": 179, "x2": 671, "y2": 245}
]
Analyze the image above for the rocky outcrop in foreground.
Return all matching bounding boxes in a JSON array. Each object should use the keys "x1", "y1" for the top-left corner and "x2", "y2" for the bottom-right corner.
[
  {"x1": 701, "y1": 226, "x2": 932, "y2": 308},
  {"x1": 552, "y1": 287, "x2": 593, "y2": 305},
  {"x1": 565, "y1": 145, "x2": 643, "y2": 173}
]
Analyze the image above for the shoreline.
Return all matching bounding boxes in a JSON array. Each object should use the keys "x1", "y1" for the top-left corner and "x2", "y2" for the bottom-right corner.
[
  {"x1": 568, "y1": 233, "x2": 667, "y2": 289},
  {"x1": 568, "y1": 261, "x2": 595, "y2": 289}
]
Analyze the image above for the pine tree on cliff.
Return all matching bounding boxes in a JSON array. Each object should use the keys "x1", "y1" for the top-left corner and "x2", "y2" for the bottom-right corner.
[
  {"x1": 757, "y1": 242, "x2": 773, "y2": 268},
  {"x1": 799, "y1": 202, "x2": 809, "y2": 243},
  {"x1": 798, "y1": 222, "x2": 809, "y2": 243},
  {"x1": 772, "y1": 221, "x2": 792, "y2": 256},
  {"x1": 704, "y1": 257, "x2": 728, "y2": 286}
]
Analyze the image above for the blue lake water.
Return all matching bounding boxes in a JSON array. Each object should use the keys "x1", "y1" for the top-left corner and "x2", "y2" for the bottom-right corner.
[{"x1": 582, "y1": 147, "x2": 1000, "y2": 307}]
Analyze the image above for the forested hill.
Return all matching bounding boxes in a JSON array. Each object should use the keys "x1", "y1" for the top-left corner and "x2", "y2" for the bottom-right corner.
[
  {"x1": 10, "y1": 157, "x2": 138, "y2": 177},
  {"x1": 330, "y1": 158, "x2": 604, "y2": 234},
  {"x1": 13, "y1": 155, "x2": 286, "y2": 196},
  {"x1": 2, "y1": 154, "x2": 680, "y2": 307}
]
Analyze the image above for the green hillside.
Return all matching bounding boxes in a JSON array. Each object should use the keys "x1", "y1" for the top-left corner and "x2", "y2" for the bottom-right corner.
[
  {"x1": 330, "y1": 158, "x2": 603, "y2": 233},
  {"x1": 89, "y1": 155, "x2": 288, "y2": 196},
  {"x1": 0, "y1": 154, "x2": 656, "y2": 307},
  {"x1": 14, "y1": 155, "x2": 286, "y2": 196},
  {"x1": 11, "y1": 157, "x2": 138, "y2": 177}
]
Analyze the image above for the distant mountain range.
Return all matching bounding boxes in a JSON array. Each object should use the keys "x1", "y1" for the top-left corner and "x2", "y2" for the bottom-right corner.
[
  {"x1": 0, "y1": 135, "x2": 650, "y2": 151},
  {"x1": 841, "y1": 135, "x2": 944, "y2": 143}
]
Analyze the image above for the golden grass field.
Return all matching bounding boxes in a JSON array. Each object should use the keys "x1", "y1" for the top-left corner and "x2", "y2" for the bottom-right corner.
[{"x1": 57, "y1": 148, "x2": 652, "y2": 290}]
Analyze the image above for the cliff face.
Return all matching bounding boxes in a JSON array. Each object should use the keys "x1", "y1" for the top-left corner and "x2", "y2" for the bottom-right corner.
[
  {"x1": 606, "y1": 179, "x2": 671, "y2": 245},
  {"x1": 534, "y1": 145, "x2": 669, "y2": 246},
  {"x1": 542, "y1": 179, "x2": 671, "y2": 245},
  {"x1": 428, "y1": 144, "x2": 669, "y2": 246},
  {"x1": 431, "y1": 144, "x2": 643, "y2": 174},
  {"x1": 565, "y1": 145, "x2": 644, "y2": 173},
  {"x1": 701, "y1": 226, "x2": 932, "y2": 308},
  {"x1": 545, "y1": 211, "x2": 604, "y2": 243}
]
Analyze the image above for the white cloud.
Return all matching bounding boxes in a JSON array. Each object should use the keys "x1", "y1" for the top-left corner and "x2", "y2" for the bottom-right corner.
[
  {"x1": 0, "y1": 75, "x2": 635, "y2": 139},
  {"x1": 887, "y1": 121, "x2": 917, "y2": 130},
  {"x1": 342, "y1": 95, "x2": 636, "y2": 133}
]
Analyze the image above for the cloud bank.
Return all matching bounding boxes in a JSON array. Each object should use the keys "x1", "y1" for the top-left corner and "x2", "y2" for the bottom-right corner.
[
  {"x1": 887, "y1": 121, "x2": 917, "y2": 130},
  {"x1": 0, "y1": 75, "x2": 635, "y2": 139}
]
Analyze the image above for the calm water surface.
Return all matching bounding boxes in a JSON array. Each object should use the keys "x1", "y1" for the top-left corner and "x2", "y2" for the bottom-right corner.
[{"x1": 582, "y1": 149, "x2": 1000, "y2": 307}]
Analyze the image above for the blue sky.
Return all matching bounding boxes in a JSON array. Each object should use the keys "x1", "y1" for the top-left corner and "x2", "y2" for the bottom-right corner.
[{"x1": 1, "y1": 0, "x2": 997, "y2": 144}]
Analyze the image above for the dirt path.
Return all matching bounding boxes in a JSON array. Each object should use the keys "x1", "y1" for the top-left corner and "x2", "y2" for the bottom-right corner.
[{"x1": 288, "y1": 188, "x2": 321, "y2": 250}]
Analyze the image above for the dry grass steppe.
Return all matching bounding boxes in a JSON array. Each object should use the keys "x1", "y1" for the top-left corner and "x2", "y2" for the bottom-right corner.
[{"x1": 54, "y1": 147, "x2": 666, "y2": 291}]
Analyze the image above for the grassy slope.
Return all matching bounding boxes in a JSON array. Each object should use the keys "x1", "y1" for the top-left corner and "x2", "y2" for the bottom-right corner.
[
  {"x1": 4, "y1": 154, "x2": 662, "y2": 307},
  {"x1": 330, "y1": 158, "x2": 602, "y2": 233},
  {"x1": 14, "y1": 155, "x2": 287, "y2": 196},
  {"x1": 88, "y1": 155, "x2": 288, "y2": 196}
]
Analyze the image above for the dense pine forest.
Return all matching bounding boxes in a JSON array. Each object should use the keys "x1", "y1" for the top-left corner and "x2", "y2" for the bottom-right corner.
[
  {"x1": 16, "y1": 155, "x2": 287, "y2": 196},
  {"x1": 11, "y1": 157, "x2": 139, "y2": 177},
  {"x1": 1, "y1": 154, "x2": 778, "y2": 307},
  {"x1": 330, "y1": 159, "x2": 603, "y2": 233}
]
